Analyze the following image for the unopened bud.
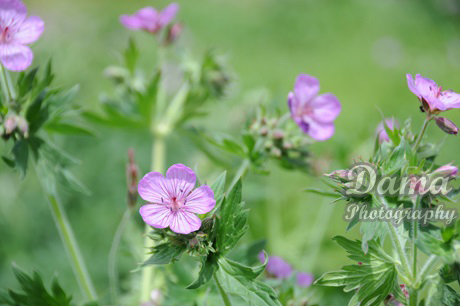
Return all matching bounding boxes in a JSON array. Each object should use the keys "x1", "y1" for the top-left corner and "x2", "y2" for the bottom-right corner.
[
  {"x1": 16, "y1": 117, "x2": 29, "y2": 138},
  {"x1": 4, "y1": 116, "x2": 17, "y2": 135},
  {"x1": 272, "y1": 129, "x2": 284, "y2": 140},
  {"x1": 433, "y1": 163, "x2": 458, "y2": 178},
  {"x1": 435, "y1": 117, "x2": 458, "y2": 135},
  {"x1": 104, "y1": 66, "x2": 129, "y2": 83},
  {"x1": 260, "y1": 127, "x2": 268, "y2": 136},
  {"x1": 126, "y1": 149, "x2": 139, "y2": 207},
  {"x1": 271, "y1": 147, "x2": 282, "y2": 158},
  {"x1": 164, "y1": 23, "x2": 182, "y2": 46},
  {"x1": 201, "y1": 217, "x2": 214, "y2": 232}
]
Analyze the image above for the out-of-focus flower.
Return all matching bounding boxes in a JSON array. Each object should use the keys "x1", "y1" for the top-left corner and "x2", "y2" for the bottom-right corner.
[
  {"x1": 0, "y1": 0, "x2": 44, "y2": 71},
  {"x1": 138, "y1": 164, "x2": 215, "y2": 234},
  {"x1": 120, "y1": 3, "x2": 179, "y2": 34},
  {"x1": 288, "y1": 74, "x2": 341, "y2": 141},
  {"x1": 406, "y1": 74, "x2": 460, "y2": 114},
  {"x1": 258, "y1": 252, "x2": 293, "y2": 279},
  {"x1": 3, "y1": 115, "x2": 16, "y2": 134},
  {"x1": 433, "y1": 163, "x2": 458, "y2": 178},
  {"x1": 376, "y1": 118, "x2": 399, "y2": 143},
  {"x1": 296, "y1": 272, "x2": 314, "y2": 287},
  {"x1": 435, "y1": 117, "x2": 458, "y2": 135}
]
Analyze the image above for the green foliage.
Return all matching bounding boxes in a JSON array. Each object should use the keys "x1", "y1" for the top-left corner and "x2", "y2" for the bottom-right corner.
[
  {"x1": 0, "y1": 266, "x2": 73, "y2": 306},
  {"x1": 315, "y1": 236, "x2": 401, "y2": 306}
]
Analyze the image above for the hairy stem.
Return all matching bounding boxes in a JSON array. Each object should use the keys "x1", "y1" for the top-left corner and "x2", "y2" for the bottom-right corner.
[
  {"x1": 416, "y1": 255, "x2": 438, "y2": 288},
  {"x1": 46, "y1": 192, "x2": 97, "y2": 301},
  {"x1": 140, "y1": 135, "x2": 166, "y2": 303},
  {"x1": 413, "y1": 116, "x2": 432, "y2": 151},
  {"x1": 0, "y1": 65, "x2": 16, "y2": 104},
  {"x1": 214, "y1": 274, "x2": 232, "y2": 306},
  {"x1": 109, "y1": 207, "x2": 135, "y2": 304}
]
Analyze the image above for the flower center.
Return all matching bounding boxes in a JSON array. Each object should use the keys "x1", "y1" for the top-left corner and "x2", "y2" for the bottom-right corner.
[
  {"x1": 170, "y1": 196, "x2": 185, "y2": 212},
  {"x1": 0, "y1": 26, "x2": 12, "y2": 43}
]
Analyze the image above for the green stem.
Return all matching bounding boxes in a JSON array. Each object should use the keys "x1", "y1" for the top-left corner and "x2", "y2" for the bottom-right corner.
[
  {"x1": 109, "y1": 207, "x2": 134, "y2": 305},
  {"x1": 227, "y1": 159, "x2": 250, "y2": 193},
  {"x1": 377, "y1": 196, "x2": 412, "y2": 279},
  {"x1": 140, "y1": 134, "x2": 166, "y2": 303},
  {"x1": 413, "y1": 116, "x2": 432, "y2": 151},
  {"x1": 46, "y1": 192, "x2": 97, "y2": 301},
  {"x1": 213, "y1": 274, "x2": 232, "y2": 306}
]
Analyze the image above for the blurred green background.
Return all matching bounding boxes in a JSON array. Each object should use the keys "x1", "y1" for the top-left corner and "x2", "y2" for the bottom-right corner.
[{"x1": 1, "y1": 0, "x2": 460, "y2": 303}]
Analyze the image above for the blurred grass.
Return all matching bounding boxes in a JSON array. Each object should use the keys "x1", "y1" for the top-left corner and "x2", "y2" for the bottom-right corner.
[{"x1": 1, "y1": 0, "x2": 460, "y2": 303}]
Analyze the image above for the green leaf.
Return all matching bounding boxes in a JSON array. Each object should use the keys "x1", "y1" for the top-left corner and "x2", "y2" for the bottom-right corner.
[
  {"x1": 304, "y1": 187, "x2": 340, "y2": 198},
  {"x1": 17, "y1": 67, "x2": 39, "y2": 97},
  {"x1": 0, "y1": 265, "x2": 72, "y2": 306},
  {"x1": 208, "y1": 171, "x2": 227, "y2": 214},
  {"x1": 216, "y1": 180, "x2": 249, "y2": 255},
  {"x1": 186, "y1": 253, "x2": 218, "y2": 289},
  {"x1": 44, "y1": 122, "x2": 95, "y2": 136},
  {"x1": 12, "y1": 139, "x2": 29, "y2": 178},
  {"x1": 124, "y1": 38, "x2": 139, "y2": 74},
  {"x1": 315, "y1": 236, "x2": 398, "y2": 306},
  {"x1": 215, "y1": 257, "x2": 281, "y2": 306},
  {"x1": 26, "y1": 91, "x2": 48, "y2": 134},
  {"x1": 137, "y1": 71, "x2": 160, "y2": 123},
  {"x1": 141, "y1": 243, "x2": 186, "y2": 267}
]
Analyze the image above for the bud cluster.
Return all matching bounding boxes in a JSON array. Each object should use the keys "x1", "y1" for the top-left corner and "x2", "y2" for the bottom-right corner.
[{"x1": 0, "y1": 114, "x2": 29, "y2": 140}]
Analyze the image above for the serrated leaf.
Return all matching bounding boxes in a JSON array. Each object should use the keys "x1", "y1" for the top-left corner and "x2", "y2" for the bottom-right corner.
[
  {"x1": 44, "y1": 122, "x2": 95, "y2": 136},
  {"x1": 140, "y1": 243, "x2": 186, "y2": 267},
  {"x1": 186, "y1": 253, "x2": 218, "y2": 289},
  {"x1": 215, "y1": 257, "x2": 281, "y2": 306},
  {"x1": 124, "y1": 38, "x2": 139, "y2": 74},
  {"x1": 12, "y1": 139, "x2": 29, "y2": 178}
]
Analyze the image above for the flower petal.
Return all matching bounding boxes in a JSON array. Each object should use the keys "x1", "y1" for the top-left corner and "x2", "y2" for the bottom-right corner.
[
  {"x1": 438, "y1": 90, "x2": 460, "y2": 110},
  {"x1": 0, "y1": 43, "x2": 32, "y2": 71},
  {"x1": 159, "y1": 3, "x2": 179, "y2": 26},
  {"x1": 14, "y1": 16, "x2": 44, "y2": 44},
  {"x1": 183, "y1": 185, "x2": 215, "y2": 214},
  {"x1": 169, "y1": 210, "x2": 201, "y2": 234},
  {"x1": 294, "y1": 74, "x2": 319, "y2": 105},
  {"x1": 0, "y1": 0, "x2": 26, "y2": 14},
  {"x1": 120, "y1": 14, "x2": 143, "y2": 30},
  {"x1": 310, "y1": 93, "x2": 341, "y2": 123},
  {"x1": 406, "y1": 74, "x2": 419, "y2": 97},
  {"x1": 139, "y1": 204, "x2": 173, "y2": 229},
  {"x1": 165, "y1": 164, "x2": 196, "y2": 198},
  {"x1": 303, "y1": 117, "x2": 335, "y2": 141},
  {"x1": 138, "y1": 172, "x2": 170, "y2": 203},
  {"x1": 414, "y1": 74, "x2": 438, "y2": 101}
]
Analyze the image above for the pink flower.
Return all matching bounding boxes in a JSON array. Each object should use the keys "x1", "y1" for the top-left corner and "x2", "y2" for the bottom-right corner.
[
  {"x1": 376, "y1": 118, "x2": 399, "y2": 143},
  {"x1": 0, "y1": 0, "x2": 44, "y2": 71},
  {"x1": 288, "y1": 74, "x2": 341, "y2": 141},
  {"x1": 406, "y1": 74, "x2": 460, "y2": 114},
  {"x1": 296, "y1": 272, "x2": 314, "y2": 288},
  {"x1": 120, "y1": 3, "x2": 179, "y2": 34},
  {"x1": 138, "y1": 164, "x2": 215, "y2": 234},
  {"x1": 258, "y1": 252, "x2": 292, "y2": 279}
]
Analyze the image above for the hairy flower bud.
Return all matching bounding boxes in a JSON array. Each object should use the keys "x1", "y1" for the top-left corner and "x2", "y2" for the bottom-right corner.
[
  {"x1": 4, "y1": 116, "x2": 17, "y2": 135},
  {"x1": 126, "y1": 149, "x2": 139, "y2": 207},
  {"x1": 272, "y1": 129, "x2": 284, "y2": 140},
  {"x1": 433, "y1": 163, "x2": 458, "y2": 178},
  {"x1": 164, "y1": 23, "x2": 182, "y2": 46},
  {"x1": 16, "y1": 117, "x2": 29, "y2": 138},
  {"x1": 435, "y1": 117, "x2": 458, "y2": 135}
]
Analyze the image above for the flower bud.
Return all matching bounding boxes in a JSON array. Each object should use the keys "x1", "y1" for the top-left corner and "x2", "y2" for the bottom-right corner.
[
  {"x1": 4, "y1": 116, "x2": 17, "y2": 135},
  {"x1": 260, "y1": 127, "x2": 268, "y2": 136},
  {"x1": 272, "y1": 129, "x2": 284, "y2": 140},
  {"x1": 104, "y1": 66, "x2": 129, "y2": 83},
  {"x1": 433, "y1": 163, "x2": 458, "y2": 178},
  {"x1": 201, "y1": 217, "x2": 214, "y2": 232},
  {"x1": 126, "y1": 149, "x2": 139, "y2": 207},
  {"x1": 164, "y1": 23, "x2": 182, "y2": 46},
  {"x1": 16, "y1": 117, "x2": 29, "y2": 138},
  {"x1": 270, "y1": 147, "x2": 282, "y2": 158},
  {"x1": 435, "y1": 117, "x2": 458, "y2": 135}
]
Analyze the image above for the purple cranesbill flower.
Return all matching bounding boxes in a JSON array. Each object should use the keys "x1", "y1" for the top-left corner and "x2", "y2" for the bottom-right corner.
[
  {"x1": 376, "y1": 118, "x2": 399, "y2": 143},
  {"x1": 406, "y1": 74, "x2": 460, "y2": 114},
  {"x1": 258, "y1": 251, "x2": 292, "y2": 279},
  {"x1": 0, "y1": 0, "x2": 44, "y2": 71},
  {"x1": 138, "y1": 164, "x2": 215, "y2": 234},
  {"x1": 296, "y1": 272, "x2": 314, "y2": 288},
  {"x1": 288, "y1": 74, "x2": 341, "y2": 141},
  {"x1": 120, "y1": 3, "x2": 179, "y2": 34}
]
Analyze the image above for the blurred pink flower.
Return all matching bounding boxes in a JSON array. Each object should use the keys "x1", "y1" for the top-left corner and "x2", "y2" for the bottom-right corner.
[
  {"x1": 258, "y1": 252, "x2": 293, "y2": 279},
  {"x1": 296, "y1": 272, "x2": 314, "y2": 287},
  {"x1": 376, "y1": 118, "x2": 399, "y2": 143},
  {"x1": 433, "y1": 163, "x2": 458, "y2": 178},
  {"x1": 406, "y1": 74, "x2": 460, "y2": 114},
  {"x1": 288, "y1": 74, "x2": 341, "y2": 141},
  {"x1": 138, "y1": 164, "x2": 215, "y2": 234},
  {"x1": 120, "y1": 3, "x2": 179, "y2": 34},
  {"x1": 0, "y1": 0, "x2": 44, "y2": 71}
]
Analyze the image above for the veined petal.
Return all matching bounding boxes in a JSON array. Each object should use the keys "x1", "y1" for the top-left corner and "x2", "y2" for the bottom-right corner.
[
  {"x1": 0, "y1": 0, "x2": 26, "y2": 14},
  {"x1": 138, "y1": 172, "x2": 170, "y2": 203},
  {"x1": 303, "y1": 117, "x2": 335, "y2": 141},
  {"x1": 438, "y1": 90, "x2": 460, "y2": 110},
  {"x1": 139, "y1": 204, "x2": 173, "y2": 229},
  {"x1": 294, "y1": 74, "x2": 319, "y2": 105},
  {"x1": 165, "y1": 164, "x2": 196, "y2": 199},
  {"x1": 414, "y1": 74, "x2": 438, "y2": 101},
  {"x1": 14, "y1": 15, "x2": 44, "y2": 44},
  {"x1": 406, "y1": 74, "x2": 419, "y2": 97},
  {"x1": 169, "y1": 210, "x2": 201, "y2": 234},
  {"x1": 159, "y1": 3, "x2": 179, "y2": 26},
  {"x1": 310, "y1": 93, "x2": 341, "y2": 123},
  {"x1": 183, "y1": 185, "x2": 215, "y2": 214},
  {"x1": 0, "y1": 43, "x2": 32, "y2": 71}
]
